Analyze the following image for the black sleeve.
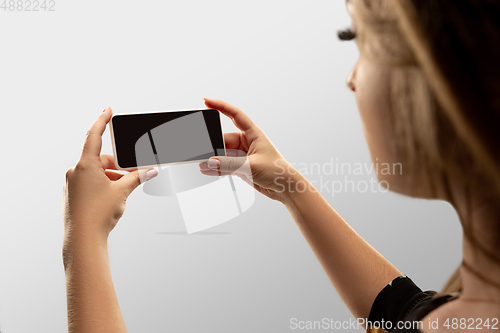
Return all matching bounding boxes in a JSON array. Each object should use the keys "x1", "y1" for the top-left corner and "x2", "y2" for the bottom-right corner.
[{"x1": 367, "y1": 275, "x2": 436, "y2": 330}]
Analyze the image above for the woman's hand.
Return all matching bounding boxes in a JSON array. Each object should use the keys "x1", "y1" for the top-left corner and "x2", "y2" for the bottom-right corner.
[
  {"x1": 199, "y1": 98, "x2": 300, "y2": 204},
  {"x1": 63, "y1": 107, "x2": 159, "y2": 333},
  {"x1": 63, "y1": 107, "x2": 158, "y2": 243}
]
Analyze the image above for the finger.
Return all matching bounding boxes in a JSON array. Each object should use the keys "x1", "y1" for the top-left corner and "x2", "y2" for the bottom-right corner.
[
  {"x1": 226, "y1": 148, "x2": 248, "y2": 157},
  {"x1": 198, "y1": 151, "x2": 245, "y2": 172},
  {"x1": 199, "y1": 160, "x2": 209, "y2": 170},
  {"x1": 199, "y1": 169, "x2": 226, "y2": 176},
  {"x1": 101, "y1": 154, "x2": 139, "y2": 173},
  {"x1": 81, "y1": 107, "x2": 113, "y2": 160},
  {"x1": 105, "y1": 170, "x2": 125, "y2": 181},
  {"x1": 118, "y1": 168, "x2": 158, "y2": 197},
  {"x1": 199, "y1": 168, "x2": 239, "y2": 177},
  {"x1": 224, "y1": 132, "x2": 241, "y2": 150},
  {"x1": 207, "y1": 156, "x2": 250, "y2": 175},
  {"x1": 203, "y1": 98, "x2": 258, "y2": 133},
  {"x1": 199, "y1": 160, "x2": 219, "y2": 176},
  {"x1": 100, "y1": 154, "x2": 119, "y2": 170},
  {"x1": 199, "y1": 155, "x2": 247, "y2": 170}
]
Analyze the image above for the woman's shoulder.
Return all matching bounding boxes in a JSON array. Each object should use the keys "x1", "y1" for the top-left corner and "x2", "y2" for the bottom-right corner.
[{"x1": 367, "y1": 275, "x2": 459, "y2": 333}]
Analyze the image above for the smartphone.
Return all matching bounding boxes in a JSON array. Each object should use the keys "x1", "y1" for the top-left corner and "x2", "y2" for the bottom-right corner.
[{"x1": 110, "y1": 109, "x2": 226, "y2": 170}]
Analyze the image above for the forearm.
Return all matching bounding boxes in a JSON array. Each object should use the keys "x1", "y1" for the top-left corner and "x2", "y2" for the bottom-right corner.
[
  {"x1": 63, "y1": 229, "x2": 127, "y2": 333},
  {"x1": 281, "y1": 172, "x2": 401, "y2": 320}
]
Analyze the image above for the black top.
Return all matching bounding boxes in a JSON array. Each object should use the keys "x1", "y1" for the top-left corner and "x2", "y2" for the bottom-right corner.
[{"x1": 367, "y1": 275, "x2": 460, "y2": 332}]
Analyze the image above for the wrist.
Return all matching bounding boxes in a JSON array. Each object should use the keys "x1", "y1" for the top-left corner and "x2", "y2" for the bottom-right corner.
[
  {"x1": 62, "y1": 226, "x2": 109, "y2": 271},
  {"x1": 278, "y1": 169, "x2": 317, "y2": 207}
]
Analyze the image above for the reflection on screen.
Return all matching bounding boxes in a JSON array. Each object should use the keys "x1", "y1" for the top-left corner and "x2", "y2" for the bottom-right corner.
[{"x1": 112, "y1": 110, "x2": 225, "y2": 168}]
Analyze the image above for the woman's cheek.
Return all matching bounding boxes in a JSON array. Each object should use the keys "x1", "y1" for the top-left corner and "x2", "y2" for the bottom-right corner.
[{"x1": 354, "y1": 62, "x2": 410, "y2": 193}]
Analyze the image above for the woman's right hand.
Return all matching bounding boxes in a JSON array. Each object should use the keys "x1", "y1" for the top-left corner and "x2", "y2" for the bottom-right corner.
[{"x1": 199, "y1": 98, "x2": 302, "y2": 204}]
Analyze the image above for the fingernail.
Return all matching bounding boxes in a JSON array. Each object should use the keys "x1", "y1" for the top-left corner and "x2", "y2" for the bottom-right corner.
[
  {"x1": 207, "y1": 158, "x2": 219, "y2": 169},
  {"x1": 204, "y1": 98, "x2": 211, "y2": 102},
  {"x1": 145, "y1": 168, "x2": 158, "y2": 181},
  {"x1": 103, "y1": 106, "x2": 110, "y2": 113}
]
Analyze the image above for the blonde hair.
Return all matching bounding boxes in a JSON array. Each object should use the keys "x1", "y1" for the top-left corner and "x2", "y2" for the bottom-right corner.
[{"x1": 351, "y1": 0, "x2": 500, "y2": 296}]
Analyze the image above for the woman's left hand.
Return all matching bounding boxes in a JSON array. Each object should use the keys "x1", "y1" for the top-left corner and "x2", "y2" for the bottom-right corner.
[{"x1": 62, "y1": 107, "x2": 158, "y2": 243}]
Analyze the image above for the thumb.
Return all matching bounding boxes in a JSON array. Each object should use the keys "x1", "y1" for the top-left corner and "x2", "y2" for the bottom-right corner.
[
  {"x1": 208, "y1": 156, "x2": 250, "y2": 175},
  {"x1": 119, "y1": 168, "x2": 158, "y2": 196}
]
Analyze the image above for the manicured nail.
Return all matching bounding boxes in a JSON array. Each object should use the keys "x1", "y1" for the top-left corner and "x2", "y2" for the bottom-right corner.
[
  {"x1": 145, "y1": 168, "x2": 158, "y2": 181},
  {"x1": 207, "y1": 158, "x2": 219, "y2": 169},
  {"x1": 103, "y1": 106, "x2": 110, "y2": 113}
]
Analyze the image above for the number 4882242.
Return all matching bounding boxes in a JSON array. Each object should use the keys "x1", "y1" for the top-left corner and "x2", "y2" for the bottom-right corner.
[
  {"x1": 443, "y1": 318, "x2": 499, "y2": 330},
  {"x1": 1, "y1": 0, "x2": 56, "y2": 11}
]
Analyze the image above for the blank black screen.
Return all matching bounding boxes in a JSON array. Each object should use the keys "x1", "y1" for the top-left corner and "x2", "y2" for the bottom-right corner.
[{"x1": 112, "y1": 109, "x2": 225, "y2": 168}]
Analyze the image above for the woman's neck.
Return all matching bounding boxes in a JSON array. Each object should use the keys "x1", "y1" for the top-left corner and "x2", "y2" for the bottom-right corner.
[
  {"x1": 454, "y1": 187, "x2": 500, "y2": 301},
  {"x1": 460, "y1": 224, "x2": 500, "y2": 301}
]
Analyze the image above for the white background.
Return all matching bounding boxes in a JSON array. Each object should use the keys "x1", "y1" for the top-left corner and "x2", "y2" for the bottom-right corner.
[{"x1": 0, "y1": 0, "x2": 461, "y2": 332}]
